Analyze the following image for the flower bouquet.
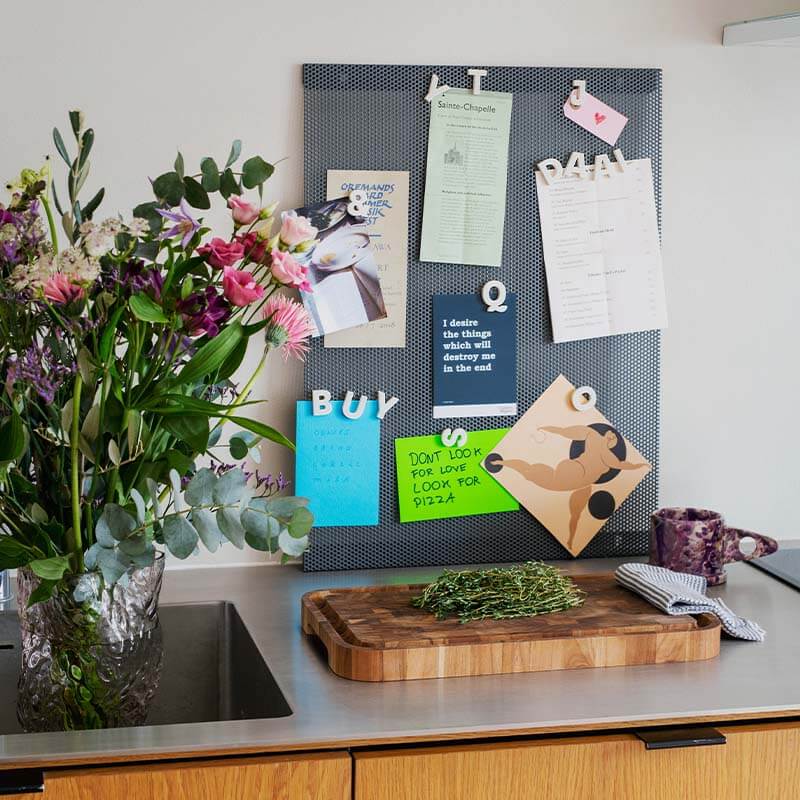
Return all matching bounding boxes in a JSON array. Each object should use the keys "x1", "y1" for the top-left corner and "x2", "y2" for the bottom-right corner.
[{"x1": 0, "y1": 112, "x2": 316, "y2": 731}]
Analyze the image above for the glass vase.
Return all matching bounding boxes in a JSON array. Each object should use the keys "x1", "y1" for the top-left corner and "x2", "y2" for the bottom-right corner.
[{"x1": 15, "y1": 553, "x2": 164, "y2": 732}]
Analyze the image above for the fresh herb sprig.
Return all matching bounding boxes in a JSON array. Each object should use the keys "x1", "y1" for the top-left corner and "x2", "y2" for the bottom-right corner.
[{"x1": 411, "y1": 562, "x2": 585, "y2": 623}]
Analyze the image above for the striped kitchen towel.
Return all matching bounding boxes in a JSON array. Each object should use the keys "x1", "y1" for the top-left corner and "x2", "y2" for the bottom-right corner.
[{"x1": 615, "y1": 562, "x2": 765, "y2": 641}]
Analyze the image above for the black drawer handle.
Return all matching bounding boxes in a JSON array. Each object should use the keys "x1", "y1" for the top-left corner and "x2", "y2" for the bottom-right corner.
[
  {"x1": 0, "y1": 769, "x2": 44, "y2": 795},
  {"x1": 636, "y1": 726, "x2": 726, "y2": 750}
]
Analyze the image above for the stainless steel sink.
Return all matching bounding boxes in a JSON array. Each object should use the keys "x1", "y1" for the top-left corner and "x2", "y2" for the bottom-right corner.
[{"x1": 0, "y1": 602, "x2": 291, "y2": 734}]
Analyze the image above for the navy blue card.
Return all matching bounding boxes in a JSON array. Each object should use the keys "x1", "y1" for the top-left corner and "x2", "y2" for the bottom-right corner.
[{"x1": 432, "y1": 293, "x2": 518, "y2": 418}]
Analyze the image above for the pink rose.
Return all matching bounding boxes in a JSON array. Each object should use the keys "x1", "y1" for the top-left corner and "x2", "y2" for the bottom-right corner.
[
  {"x1": 227, "y1": 195, "x2": 260, "y2": 226},
  {"x1": 44, "y1": 273, "x2": 84, "y2": 305},
  {"x1": 279, "y1": 213, "x2": 318, "y2": 248},
  {"x1": 222, "y1": 266, "x2": 265, "y2": 307},
  {"x1": 270, "y1": 249, "x2": 313, "y2": 293},
  {"x1": 198, "y1": 237, "x2": 245, "y2": 269},
  {"x1": 236, "y1": 232, "x2": 268, "y2": 264}
]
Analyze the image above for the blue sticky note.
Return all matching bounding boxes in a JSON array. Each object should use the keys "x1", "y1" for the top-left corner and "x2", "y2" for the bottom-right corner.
[{"x1": 295, "y1": 400, "x2": 381, "y2": 526}]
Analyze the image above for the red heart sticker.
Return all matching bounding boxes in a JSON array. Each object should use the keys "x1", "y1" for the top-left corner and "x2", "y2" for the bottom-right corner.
[{"x1": 594, "y1": 113, "x2": 606, "y2": 125}]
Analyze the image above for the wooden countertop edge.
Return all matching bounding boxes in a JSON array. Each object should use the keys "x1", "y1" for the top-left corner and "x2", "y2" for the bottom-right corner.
[{"x1": 3, "y1": 707, "x2": 800, "y2": 771}]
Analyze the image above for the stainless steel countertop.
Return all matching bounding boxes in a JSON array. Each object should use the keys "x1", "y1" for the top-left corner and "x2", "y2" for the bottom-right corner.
[{"x1": 1, "y1": 556, "x2": 799, "y2": 767}]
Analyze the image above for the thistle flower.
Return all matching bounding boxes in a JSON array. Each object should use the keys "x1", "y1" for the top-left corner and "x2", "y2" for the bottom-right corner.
[
  {"x1": 44, "y1": 273, "x2": 84, "y2": 306},
  {"x1": 157, "y1": 198, "x2": 200, "y2": 248},
  {"x1": 262, "y1": 294, "x2": 313, "y2": 361}
]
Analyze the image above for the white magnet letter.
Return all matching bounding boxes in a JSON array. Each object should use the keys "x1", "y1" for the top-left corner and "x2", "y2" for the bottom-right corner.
[
  {"x1": 377, "y1": 391, "x2": 400, "y2": 420},
  {"x1": 565, "y1": 151, "x2": 589, "y2": 180},
  {"x1": 341, "y1": 390, "x2": 368, "y2": 420},
  {"x1": 481, "y1": 280, "x2": 508, "y2": 313},
  {"x1": 612, "y1": 148, "x2": 627, "y2": 172},
  {"x1": 441, "y1": 428, "x2": 468, "y2": 448},
  {"x1": 347, "y1": 189, "x2": 367, "y2": 218},
  {"x1": 569, "y1": 79, "x2": 586, "y2": 109},
  {"x1": 467, "y1": 68, "x2": 488, "y2": 95},
  {"x1": 537, "y1": 158, "x2": 564, "y2": 186},
  {"x1": 312, "y1": 389, "x2": 332, "y2": 416},
  {"x1": 425, "y1": 73, "x2": 450, "y2": 102},
  {"x1": 592, "y1": 154, "x2": 614, "y2": 180}
]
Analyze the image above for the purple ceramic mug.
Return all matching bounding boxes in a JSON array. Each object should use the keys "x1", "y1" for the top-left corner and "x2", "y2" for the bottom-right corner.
[{"x1": 649, "y1": 507, "x2": 778, "y2": 585}]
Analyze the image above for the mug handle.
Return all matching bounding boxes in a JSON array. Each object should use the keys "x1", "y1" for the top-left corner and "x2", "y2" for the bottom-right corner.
[{"x1": 724, "y1": 527, "x2": 778, "y2": 563}]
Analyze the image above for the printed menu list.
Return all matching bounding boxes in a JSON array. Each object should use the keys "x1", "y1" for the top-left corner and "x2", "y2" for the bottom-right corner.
[{"x1": 535, "y1": 157, "x2": 668, "y2": 343}]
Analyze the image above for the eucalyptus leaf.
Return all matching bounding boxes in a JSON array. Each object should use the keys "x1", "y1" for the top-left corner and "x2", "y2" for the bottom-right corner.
[
  {"x1": 185, "y1": 468, "x2": 217, "y2": 506},
  {"x1": 183, "y1": 176, "x2": 210, "y2": 210},
  {"x1": 216, "y1": 507, "x2": 245, "y2": 549},
  {"x1": 96, "y1": 503, "x2": 137, "y2": 543},
  {"x1": 129, "y1": 488, "x2": 146, "y2": 525},
  {"x1": 191, "y1": 508, "x2": 225, "y2": 553},
  {"x1": 219, "y1": 168, "x2": 239, "y2": 200},
  {"x1": 168, "y1": 469, "x2": 184, "y2": 512},
  {"x1": 96, "y1": 547, "x2": 130, "y2": 585},
  {"x1": 162, "y1": 515, "x2": 198, "y2": 559},
  {"x1": 288, "y1": 507, "x2": 314, "y2": 538},
  {"x1": 278, "y1": 529, "x2": 308, "y2": 558},
  {"x1": 241, "y1": 156, "x2": 274, "y2": 189},
  {"x1": 224, "y1": 139, "x2": 242, "y2": 169},
  {"x1": 242, "y1": 508, "x2": 279, "y2": 552},
  {"x1": 200, "y1": 157, "x2": 220, "y2": 192},
  {"x1": 229, "y1": 436, "x2": 248, "y2": 461},
  {"x1": 152, "y1": 171, "x2": 185, "y2": 206},
  {"x1": 266, "y1": 496, "x2": 309, "y2": 517},
  {"x1": 213, "y1": 468, "x2": 247, "y2": 505},
  {"x1": 118, "y1": 533, "x2": 148, "y2": 556}
]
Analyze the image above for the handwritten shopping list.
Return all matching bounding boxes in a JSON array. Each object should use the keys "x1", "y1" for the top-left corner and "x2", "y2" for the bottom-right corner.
[
  {"x1": 325, "y1": 170, "x2": 410, "y2": 349},
  {"x1": 420, "y1": 88, "x2": 513, "y2": 267},
  {"x1": 295, "y1": 400, "x2": 380, "y2": 527},
  {"x1": 433, "y1": 293, "x2": 517, "y2": 419},
  {"x1": 395, "y1": 429, "x2": 518, "y2": 523},
  {"x1": 535, "y1": 158, "x2": 667, "y2": 343}
]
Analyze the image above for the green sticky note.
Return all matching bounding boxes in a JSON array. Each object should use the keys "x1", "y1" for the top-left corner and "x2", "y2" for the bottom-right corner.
[{"x1": 395, "y1": 429, "x2": 519, "y2": 523}]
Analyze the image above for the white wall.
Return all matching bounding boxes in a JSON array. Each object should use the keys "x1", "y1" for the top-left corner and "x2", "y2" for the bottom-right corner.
[{"x1": 2, "y1": 0, "x2": 798, "y2": 568}]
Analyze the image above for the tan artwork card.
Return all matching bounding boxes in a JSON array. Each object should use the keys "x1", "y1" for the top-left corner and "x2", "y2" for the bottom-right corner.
[{"x1": 483, "y1": 375, "x2": 651, "y2": 556}]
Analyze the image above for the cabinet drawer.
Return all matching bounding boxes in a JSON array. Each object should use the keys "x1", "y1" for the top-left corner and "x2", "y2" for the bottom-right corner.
[
  {"x1": 355, "y1": 721, "x2": 800, "y2": 800},
  {"x1": 5, "y1": 752, "x2": 350, "y2": 800}
]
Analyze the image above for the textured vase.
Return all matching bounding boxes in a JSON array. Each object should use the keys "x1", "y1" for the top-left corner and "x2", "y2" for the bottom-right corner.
[{"x1": 15, "y1": 554, "x2": 164, "y2": 732}]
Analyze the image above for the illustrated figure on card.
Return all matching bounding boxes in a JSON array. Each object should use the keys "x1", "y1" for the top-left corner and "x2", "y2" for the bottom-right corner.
[{"x1": 484, "y1": 375, "x2": 651, "y2": 556}]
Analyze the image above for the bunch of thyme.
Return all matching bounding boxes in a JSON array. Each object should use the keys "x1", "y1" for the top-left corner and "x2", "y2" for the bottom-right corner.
[{"x1": 411, "y1": 562, "x2": 585, "y2": 623}]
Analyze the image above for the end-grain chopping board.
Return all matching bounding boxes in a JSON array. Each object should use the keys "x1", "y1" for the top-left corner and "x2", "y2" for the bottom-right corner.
[{"x1": 301, "y1": 574, "x2": 721, "y2": 681}]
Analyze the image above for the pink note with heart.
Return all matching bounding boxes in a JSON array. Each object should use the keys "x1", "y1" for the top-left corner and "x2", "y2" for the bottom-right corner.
[{"x1": 563, "y1": 92, "x2": 628, "y2": 146}]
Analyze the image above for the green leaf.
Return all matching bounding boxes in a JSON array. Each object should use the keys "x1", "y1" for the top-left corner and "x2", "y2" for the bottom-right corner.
[
  {"x1": 216, "y1": 507, "x2": 245, "y2": 549},
  {"x1": 29, "y1": 555, "x2": 71, "y2": 581},
  {"x1": 242, "y1": 507, "x2": 279, "y2": 551},
  {"x1": 216, "y1": 338, "x2": 248, "y2": 381},
  {"x1": 192, "y1": 508, "x2": 225, "y2": 553},
  {"x1": 99, "y1": 307, "x2": 126, "y2": 362},
  {"x1": 68, "y1": 110, "x2": 82, "y2": 138},
  {"x1": 0, "y1": 537, "x2": 36, "y2": 570},
  {"x1": 213, "y1": 468, "x2": 247, "y2": 505},
  {"x1": 200, "y1": 157, "x2": 221, "y2": 192},
  {"x1": 288, "y1": 507, "x2": 314, "y2": 538},
  {"x1": 183, "y1": 176, "x2": 210, "y2": 210},
  {"x1": 162, "y1": 515, "x2": 198, "y2": 559},
  {"x1": 224, "y1": 140, "x2": 242, "y2": 169},
  {"x1": 219, "y1": 168, "x2": 239, "y2": 200},
  {"x1": 266, "y1": 496, "x2": 309, "y2": 517},
  {"x1": 241, "y1": 156, "x2": 274, "y2": 189},
  {"x1": 118, "y1": 533, "x2": 149, "y2": 557},
  {"x1": 27, "y1": 578, "x2": 58, "y2": 607},
  {"x1": 129, "y1": 293, "x2": 168, "y2": 324},
  {"x1": 174, "y1": 151, "x2": 185, "y2": 179},
  {"x1": 164, "y1": 414, "x2": 209, "y2": 454},
  {"x1": 152, "y1": 172, "x2": 185, "y2": 206},
  {"x1": 96, "y1": 503, "x2": 137, "y2": 544},
  {"x1": 78, "y1": 129, "x2": 94, "y2": 170},
  {"x1": 82, "y1": 187, "x2": 105, "y2": 219},
  {"x1": 52, "y1": 127, "x2": 71, "y2": 166},
  {"x1": 226, "y1": 416, "x2": 295, "y2": 451},
  {"x1": 132, "y1": 201, "x2": 162, "y2": 234},
  {"x1": 169, "y1": 321, "x2": 244, "y2": 387},
  {"x1": 0, "y1": 412, "x2": 25, "y2": 462},
  {"x1": 185, "y1": 468, "x2": 217, "y2": 506},
  {"x1": 278, "y1": 529, "x2": 308, "y2": 558},
  {"x1": 96, "y1": 547, "x2": 130, "y2": 584}
]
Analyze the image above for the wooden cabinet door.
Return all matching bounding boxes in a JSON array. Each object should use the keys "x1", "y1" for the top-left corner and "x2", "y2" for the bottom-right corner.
[
  {"x1": 13, "y1": 752, "x2": 350, "y2": 800},
  {"x1": 355, "y1": 721, "x2": 800, "y2": 800}
]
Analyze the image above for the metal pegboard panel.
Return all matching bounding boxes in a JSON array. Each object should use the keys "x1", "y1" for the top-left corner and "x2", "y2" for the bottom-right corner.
[{"x1": 302, "y1": 64, "x2": 661, "y2": 571}]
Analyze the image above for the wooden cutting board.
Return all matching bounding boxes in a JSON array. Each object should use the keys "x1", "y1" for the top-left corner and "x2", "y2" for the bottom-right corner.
[{"x1": 301, "y1": 574, "x2": 721, "y2": 681}]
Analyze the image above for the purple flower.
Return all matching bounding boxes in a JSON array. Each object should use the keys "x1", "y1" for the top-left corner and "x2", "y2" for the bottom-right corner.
[
  {"x1": 156, "y1": 198, "x2": 200, "y2": 248},
  {"x1": 176, "y1": 287, "x2": 231, "y2": 338},
  {"x1": 122, "y1": 259, "x2": 164, "y2": 299},
  {"x1": 5, "y1": 342, "x2": 76, "y2": 404}
]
